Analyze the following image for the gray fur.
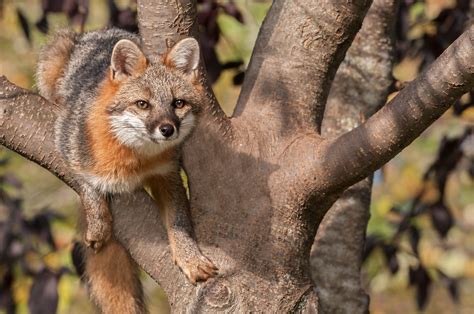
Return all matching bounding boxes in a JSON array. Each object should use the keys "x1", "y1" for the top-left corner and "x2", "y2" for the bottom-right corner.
[{"x1": 55, "y1": 29, "x2": 141, "y2": 170}]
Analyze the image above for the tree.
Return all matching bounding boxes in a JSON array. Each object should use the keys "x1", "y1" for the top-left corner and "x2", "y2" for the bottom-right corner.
[{"x1": 1, "y1": 0, "x2": 473, "y2": 312}]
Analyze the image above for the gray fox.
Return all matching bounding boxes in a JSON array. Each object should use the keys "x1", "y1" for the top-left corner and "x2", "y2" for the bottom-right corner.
[{"x1": 36, "y1": 28, "x2": 217, "y2": 313}]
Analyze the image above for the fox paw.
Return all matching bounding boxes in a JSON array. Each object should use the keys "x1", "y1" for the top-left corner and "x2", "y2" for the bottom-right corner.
[
  {"x1": 84, "y1": 219, "x2": 112, "y2": 252},
  {"x1": 174, "y1": 252, "x2": 218, "y2": 284}
]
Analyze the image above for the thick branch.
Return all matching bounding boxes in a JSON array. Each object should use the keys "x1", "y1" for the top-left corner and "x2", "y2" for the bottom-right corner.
[
  {"x1": 311, "y1": 178, "x2": 372, "y2": 313},
  {"x1": 138, "y1": 0, "x2": 196, "y2": 55},
  {"x1": 322, "y1": 0, "x2": 397, "y2": 136},
  {"x1": 321, "y1": 26, "x2": 474, "y2": 194},
  {"x1": 311, "y1": 0, "x2": 398, "y2": 312},
  {"x1": 233, "y1": 0, "x2": 372, "y2": 135},
  {"x1": 0, "y1": 78, "x2": 78, "y2": 191}
]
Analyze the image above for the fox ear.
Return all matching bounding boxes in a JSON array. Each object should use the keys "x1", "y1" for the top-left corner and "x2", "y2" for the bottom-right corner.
[
  {"x1": 111, "y1": 39, "x2": 147, "y2": 80},
  {"x1": 164, "y1": 38, "x2": 200, "y2": 74}
]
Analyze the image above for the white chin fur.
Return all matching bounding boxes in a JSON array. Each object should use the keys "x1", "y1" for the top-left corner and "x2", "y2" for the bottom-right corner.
[
  {"x1": 109, "y1": 111, "x2": 151, "y2": 146},
  {"x1": 110, "y1": 111, "x2": 196, "y2": 156}
]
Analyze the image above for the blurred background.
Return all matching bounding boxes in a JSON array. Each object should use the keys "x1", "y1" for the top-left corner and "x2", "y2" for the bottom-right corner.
[{"x1": 0, "y1": 0, "x2": 472, "y2": 313}]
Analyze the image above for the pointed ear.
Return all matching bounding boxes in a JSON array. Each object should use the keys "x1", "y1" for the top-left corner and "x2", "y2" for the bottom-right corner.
[
  {"x1": 111, "y1": 39, "x2": 147, "y2": 80},
  {"x1": 164, "y1": 38, "x2": 200, "y2": 74}
]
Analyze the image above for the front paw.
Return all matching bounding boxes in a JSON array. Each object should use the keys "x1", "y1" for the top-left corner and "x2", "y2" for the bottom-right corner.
[
  {"x1": 174, "y1": 250, "x2": 218, "y2": 284},
  {"x1": 84, "y1": 218, "x2": 112, "y2": 252}
]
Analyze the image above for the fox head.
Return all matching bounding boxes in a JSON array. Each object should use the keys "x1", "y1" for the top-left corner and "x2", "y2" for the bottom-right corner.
[{"x1": 103, "y1": 37, "x2": 202, "y2": 155}]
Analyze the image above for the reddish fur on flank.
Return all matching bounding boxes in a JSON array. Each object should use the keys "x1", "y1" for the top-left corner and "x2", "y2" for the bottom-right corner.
[{"x1": 86, "y1": 70, "x2": 175, "y2": 180}]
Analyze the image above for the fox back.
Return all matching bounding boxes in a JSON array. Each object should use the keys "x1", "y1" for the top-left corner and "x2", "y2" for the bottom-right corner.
[{"x1": 36, "y1": 29, "x2": 203, "y2": 193}]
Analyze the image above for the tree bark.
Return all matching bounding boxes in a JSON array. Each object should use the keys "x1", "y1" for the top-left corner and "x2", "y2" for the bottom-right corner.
[
  {"x1": 1, "y1": 0, "x2": 473, "y2": 312},
  {"x1": 311, "y1": 1, "x2": 398, "y2": 312},
  {"x1": 234, "y1": 0, "x2": 371, "y2": 133},
  {"x1": 320, "y1": 26, "x2": 474, "y2": 193}
]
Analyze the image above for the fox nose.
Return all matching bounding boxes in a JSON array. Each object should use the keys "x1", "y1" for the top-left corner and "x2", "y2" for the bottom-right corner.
[{"x1": 159, "y1": 124, "x2": 175, "y2": 138}]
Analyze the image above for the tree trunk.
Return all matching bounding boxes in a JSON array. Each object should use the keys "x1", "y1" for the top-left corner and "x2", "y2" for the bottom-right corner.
[
  {"x1": 1, "y1": 0, "x2": 473, "y2": 312},
  {"x1": 311, "y1": 1, "x2": 398, "y2": 312}
]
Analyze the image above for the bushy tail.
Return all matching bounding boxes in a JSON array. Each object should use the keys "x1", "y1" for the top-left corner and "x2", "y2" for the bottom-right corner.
[
  {"x1": 76, "y1": 239, "x2": 147, "y2": 314},
  {"x1": 36, "y1": 30, "x2": 77, "y2": 103}
]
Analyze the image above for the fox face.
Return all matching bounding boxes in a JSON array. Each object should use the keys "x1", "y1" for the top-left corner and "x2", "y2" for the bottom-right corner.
[{"x1": 103, "y1": 38, "x2": 201, "y2": 156}]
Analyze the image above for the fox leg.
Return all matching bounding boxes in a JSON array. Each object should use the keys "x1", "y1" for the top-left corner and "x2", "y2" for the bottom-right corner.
[
  {"x1": 79, "y1": 184, "x2": 113, "y2": 252},
  {"x1": 146, "y1": 172, "x2": 218, "y2": 284},
  {"x1": 78, "y1": 187, "x2": 146, "y2": 313}
]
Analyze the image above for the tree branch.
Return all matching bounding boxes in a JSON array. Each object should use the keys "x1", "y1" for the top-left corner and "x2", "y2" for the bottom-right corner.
[
  {"x1": 233, "y1": 0, "x2": 372, "y2": 135},
  {"x1": 0, "y1": 78, "x2": 78, "y2": 191},
  {"x1": 320, "y1": 26, "x2": 474, "y2": 194},
  {"x1": 311, "y1": 1, "x2": 398, "y2": 312},
  {"x1": 311, "y1": 178, "x2": 372, "y2": 312},
  {"x1": 138, "y1": 0, "x2": 197, "y2": 55},
  {"x1": 322, "y1": 0, "x2": 397, "y2": 136}
]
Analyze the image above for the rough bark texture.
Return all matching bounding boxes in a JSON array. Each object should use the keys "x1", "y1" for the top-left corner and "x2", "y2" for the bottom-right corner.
[
  {"x1": 311, "y1": 1, "x2": 398, "y2": 313},
  {"x1": 321, "y1": 26, "x2": 474, "y2": 192},
  {"x1": 1, "y1": 0, "x2": 473, "y2": 312},
  {"x1": 234, "y1": 0, "x2": 371, "y2": 133}
]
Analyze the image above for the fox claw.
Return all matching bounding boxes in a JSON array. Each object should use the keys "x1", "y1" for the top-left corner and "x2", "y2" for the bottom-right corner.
[{"x1": 176, "y1": 253, "x2": 218, "y2": 284}]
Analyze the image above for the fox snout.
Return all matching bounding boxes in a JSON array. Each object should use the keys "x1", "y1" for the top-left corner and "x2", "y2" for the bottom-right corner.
[
  {"x1": 158, "y1": 123, "x2": 175, "y2": 138},
  {"x1": 145, "y1": 114, "x2": 180, "y2": 140},
  {"x1": 152, "y1": 120, "x2": 178, "y2": 140},
  {"x1": 150, "y1": 111, "x2": 196, "y2": 146}
]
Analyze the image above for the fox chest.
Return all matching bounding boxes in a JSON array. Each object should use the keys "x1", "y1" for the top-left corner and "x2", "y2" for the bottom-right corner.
[{"x1": 81, "y1": 154, "x2": 175, "y2": 194}]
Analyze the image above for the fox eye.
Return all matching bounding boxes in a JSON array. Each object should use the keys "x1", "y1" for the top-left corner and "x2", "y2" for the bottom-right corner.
[
  {"x1": 172, "y1": 99, "x2": 185, "y2": 109},
  {"x1": 135, "y1": 100, "x2": 149, "y2": 109}
]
